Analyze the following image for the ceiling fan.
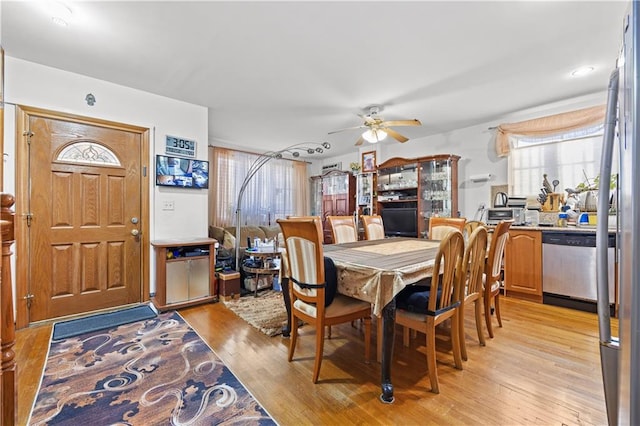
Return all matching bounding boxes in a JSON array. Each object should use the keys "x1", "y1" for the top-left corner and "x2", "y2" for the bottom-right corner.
[{"x1": 329, "y1": 105, "x2": 422, "y2": 146}]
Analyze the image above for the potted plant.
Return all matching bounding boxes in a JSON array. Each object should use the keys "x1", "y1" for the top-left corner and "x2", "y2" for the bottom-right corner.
[{"x1": 349, "y1": 162, "x2": 361, "y2": 175}]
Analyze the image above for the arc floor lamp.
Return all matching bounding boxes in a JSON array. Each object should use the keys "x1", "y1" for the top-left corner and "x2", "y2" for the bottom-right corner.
[{"x1": 234, "y1": 142, "x2": 331, "y2": 270}]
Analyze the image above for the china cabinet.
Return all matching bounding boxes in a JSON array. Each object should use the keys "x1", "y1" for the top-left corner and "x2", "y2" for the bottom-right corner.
[
  {"x1": 376, "y1": 155, "x2": 459, "y2": 238},
  {"x1": 310, "y1": 170, "x2": 356, "y2": 243}
]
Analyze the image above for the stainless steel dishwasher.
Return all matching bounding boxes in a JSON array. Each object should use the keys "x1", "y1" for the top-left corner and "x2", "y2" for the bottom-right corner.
[{"x1": 542, "y1": 231, "x2": 616, "y2": 313}]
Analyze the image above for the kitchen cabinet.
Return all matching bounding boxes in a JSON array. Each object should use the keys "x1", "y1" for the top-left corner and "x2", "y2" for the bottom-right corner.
[
  {"x1": 504, "y1": 229, "x2": 542, "y2": 302},
  {"x1": 151, "y1": 238, "x2": 217, "y2": 311},
  {"x1": 310, "y1": 170, "x2": 356, "y2": 243}
]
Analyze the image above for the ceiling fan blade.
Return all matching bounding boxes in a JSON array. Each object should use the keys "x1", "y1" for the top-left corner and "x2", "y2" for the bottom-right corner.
[
  {"x1": 355, "y1": 135, "x2": 365, "y2": 146},
  {"x1": 385, "y1": 128, "x2": 409, "y2": 143},
  {"x1": 328, "y1": 125, "x2": 367, "y2": 135},
  {"x1": 382, "y1": 119, "x2": 422, "y2": 127}
]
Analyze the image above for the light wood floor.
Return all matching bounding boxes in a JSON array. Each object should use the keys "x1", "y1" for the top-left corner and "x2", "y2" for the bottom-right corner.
[{"x1": 15, "y1": 296, "x2": 614, "y2": 425}]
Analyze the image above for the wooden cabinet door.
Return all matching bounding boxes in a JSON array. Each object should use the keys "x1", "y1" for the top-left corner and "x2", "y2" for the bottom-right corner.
[{"x1": 504, "y1": 229, "x2": 542, "y2": 302}]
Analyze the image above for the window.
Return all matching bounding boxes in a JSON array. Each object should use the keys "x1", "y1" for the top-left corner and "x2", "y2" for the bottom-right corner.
[
  {"x1": 508, "y1": 124, "x2": 605, "y2": 196},
  {"x1": 210, "y1": 147, "x2": 308, "y2": 227}
]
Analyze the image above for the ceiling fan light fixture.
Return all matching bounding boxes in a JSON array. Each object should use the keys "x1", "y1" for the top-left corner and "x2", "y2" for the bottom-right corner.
[{"x1": 362, "y1": 129, "x2": 387, "y2": 143}]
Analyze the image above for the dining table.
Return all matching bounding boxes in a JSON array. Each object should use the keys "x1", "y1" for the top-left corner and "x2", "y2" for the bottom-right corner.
[{"x1": 322, "y1": 237, "x2": 441, "y2": 403}]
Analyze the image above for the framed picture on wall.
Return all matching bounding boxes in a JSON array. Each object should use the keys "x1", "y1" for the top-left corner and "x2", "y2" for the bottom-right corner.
[{"x1": 362, "y1": 151, "x2": 376, "y2": 173}]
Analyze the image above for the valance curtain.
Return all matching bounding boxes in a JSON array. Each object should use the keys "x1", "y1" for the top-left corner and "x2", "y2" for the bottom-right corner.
[
  {"x1": 209, "y1": 146, "x2": 309, "y2": 227},
  {"x1": 495, "y1": 105, "x2": 606, "y2": 157}
]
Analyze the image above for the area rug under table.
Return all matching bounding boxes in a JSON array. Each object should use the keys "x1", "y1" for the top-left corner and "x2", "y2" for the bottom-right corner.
[{"x1": 29, "y1": 311, "x2": 276, "y2": 425}]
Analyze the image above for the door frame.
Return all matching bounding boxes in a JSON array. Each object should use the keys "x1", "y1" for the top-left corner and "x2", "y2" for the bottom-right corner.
[{"x1": 15, "y1": 105, "x2": 150, "y2": 328}]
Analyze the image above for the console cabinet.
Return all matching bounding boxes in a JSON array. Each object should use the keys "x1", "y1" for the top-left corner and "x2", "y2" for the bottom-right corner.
[
  {"x1": 151, "y1": 238, "x2": 217, "y2": 311},
  {"x1": 504, "y1": 229, "x2": 542, "y2": 302}
]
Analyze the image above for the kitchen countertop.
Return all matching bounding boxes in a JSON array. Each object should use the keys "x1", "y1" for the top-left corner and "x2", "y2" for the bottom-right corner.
[{"x1": 506, "y1": 224, "x2": 613, "y2": 232}]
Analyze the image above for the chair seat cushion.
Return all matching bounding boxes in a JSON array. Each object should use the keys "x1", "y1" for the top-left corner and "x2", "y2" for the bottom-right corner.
[
  {"x1": 324, "y1": 256, "x2": 337, "y2": 307},
  {"x1": 294, "y1": 294, "x2": 370, "y2": 319},
  {"x1": 396, "y1": 286, "x2": 441, "y2": 314}
]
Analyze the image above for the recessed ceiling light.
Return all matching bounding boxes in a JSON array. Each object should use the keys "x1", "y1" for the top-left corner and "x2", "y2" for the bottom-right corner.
[{"x1": 571, "y1": 66, "x2": 595, "y2": 77}]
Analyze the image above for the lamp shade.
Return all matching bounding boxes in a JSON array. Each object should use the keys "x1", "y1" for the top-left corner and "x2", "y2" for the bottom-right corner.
[{"x1": 362, "y1": 129, "x2": 387, "y2": 143}]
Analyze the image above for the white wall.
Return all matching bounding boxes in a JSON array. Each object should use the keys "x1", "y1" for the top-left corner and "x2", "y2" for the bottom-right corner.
[
  {"x1": 313, "y1": 91, "x2": 607, "y2": 220},
  {"x1": 3, "y1": 57, "x2": 209, "y2": 294}
]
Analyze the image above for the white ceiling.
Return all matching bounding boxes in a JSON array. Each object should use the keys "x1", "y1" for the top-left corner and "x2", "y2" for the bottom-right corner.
[{"x1": 1, "y1": 1, "x2": 629, "y2": 158}]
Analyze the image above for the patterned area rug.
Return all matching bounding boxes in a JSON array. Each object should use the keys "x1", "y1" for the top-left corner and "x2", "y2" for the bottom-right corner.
[
  {"x1": 223, "y1": 290, "x2": 288, "y2": 337},
  {"x1": 29, "y1": 311, "x2": 276, "y2": 425}
]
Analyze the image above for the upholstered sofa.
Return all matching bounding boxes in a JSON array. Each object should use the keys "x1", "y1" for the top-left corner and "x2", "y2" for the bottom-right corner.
[{"x1": 209, "y1": 224, "x2": 282, "y2": 260}]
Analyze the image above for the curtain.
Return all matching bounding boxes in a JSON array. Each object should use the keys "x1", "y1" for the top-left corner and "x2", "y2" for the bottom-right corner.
[
  {"x1": 495, "y1": 105, "x2": 606, "y2": 157},
  {"x1": 209, "y1": 146, "x2": 309, "y2": 227}
]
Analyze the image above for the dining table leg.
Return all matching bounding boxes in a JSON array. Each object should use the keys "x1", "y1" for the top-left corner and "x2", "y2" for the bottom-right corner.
[
  {"x1": 281, "y1": 277, "x2": 292, "y2": 337},
  {"x1": 380, "y1": 298, "x2": 396, "y2": 403}
]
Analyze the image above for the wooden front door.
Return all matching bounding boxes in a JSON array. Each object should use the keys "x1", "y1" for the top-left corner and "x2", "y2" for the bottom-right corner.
[{"x1": 23, "y1": 112, "x2": 145, "y2": 322}]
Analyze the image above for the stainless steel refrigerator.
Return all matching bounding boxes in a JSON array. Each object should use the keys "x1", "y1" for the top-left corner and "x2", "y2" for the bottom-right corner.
[{"x1": 597, "y1": 2, "x2": 640, "y2": 424}]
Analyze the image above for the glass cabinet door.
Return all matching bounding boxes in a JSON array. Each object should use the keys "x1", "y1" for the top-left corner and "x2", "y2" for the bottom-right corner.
[
  {"x1": 419, "y1": 158, "x2": 454, "y2": 218},
  {"x1": 310, "y1": 176, "x2": 322, "y2": 216},
  {"x1": 323, "y1": 173, "x2": 348, "y2": 195},
  {"x1": 377, "y1": 164, "x2": 418, "y2": 192},
  {"x1": 357, "y1": 172, "x2": 374, "y2": 215}
]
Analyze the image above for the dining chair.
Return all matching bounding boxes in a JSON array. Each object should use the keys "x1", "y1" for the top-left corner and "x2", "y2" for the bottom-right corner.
[
  {"x1": 458, "y1": 226, "x2": 488, "y2": 361},
  {"x1": 484, "y1": 219, "x2": 513, "y2": 338},
  {"x1": 395, "y1": 230, "x2": 465, "y2": 394},
  {"x1": 463, "y1": 220, "x2": 485, "y2": 241},
  {"x1": 362, "y1": 215, "x2": 385, "y2": 240},
  {"x1": 428, "y1": 217, "x2": 467, "y2": 240},
  {"x1": 327, "y1": 215, "x2": 358, "y2": 244},
  {"x1": 276, "y1": 217, "x2": 371, "y2": 383}
]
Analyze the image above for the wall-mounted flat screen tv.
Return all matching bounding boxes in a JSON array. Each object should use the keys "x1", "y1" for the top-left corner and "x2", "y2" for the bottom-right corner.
[
  {"x1": 381, "y1": 207, "x2": 418, "y2": 237},
  {"x1": 156, "y1": 155, "x2": 209, "y2": 188}
]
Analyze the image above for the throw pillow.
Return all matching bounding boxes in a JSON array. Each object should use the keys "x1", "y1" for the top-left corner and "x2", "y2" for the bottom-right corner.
[
  {"x1": 209, "y1": 225, "x2": 226, "y2": 243},
  {"x1": 222, "y1": 231, "x2": 236, "y2": 250}
]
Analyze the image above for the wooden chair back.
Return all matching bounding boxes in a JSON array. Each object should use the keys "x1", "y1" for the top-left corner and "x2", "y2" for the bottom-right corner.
[
  {"x1": 483, "y1": 219, "x2": 513, "y2": 338},
  {"x1": 458, "y1": 226, "x2": 489, "y2": 359},
  {"x1": 428, "y1": 217, "x2": 466, "y2": 240},
  {"x1": 327, "y1": 215, "x2": 358, "y2": 243},
  {"x1": 463, "y1": 220, "x2": 486, "y2": 240},
  {"x1": 362, "y1": 215, "x2": 385, "y2": 240},
  {"x1": 430, "y1": 230, "x2": 465, "y2": 313},
  {"x1": 278, "y1": 217, "x2": 325, "y2": 310}
]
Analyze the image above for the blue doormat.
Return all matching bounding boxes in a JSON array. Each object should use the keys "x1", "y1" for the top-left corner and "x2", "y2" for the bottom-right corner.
[{"x1": 52, "y1": 304, "x2": 158, "y2": 340}]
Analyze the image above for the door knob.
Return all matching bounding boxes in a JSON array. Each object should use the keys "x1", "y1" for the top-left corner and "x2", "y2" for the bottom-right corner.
[{"x1": 131, "y1": 229, "x2": 140, "y2": 236}]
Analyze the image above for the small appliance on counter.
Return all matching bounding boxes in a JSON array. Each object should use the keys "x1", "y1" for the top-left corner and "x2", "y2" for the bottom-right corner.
[
  {"x1": 493, "y1": 191, "x2": 508, "y2": 208},
  {"x1": 486, "y1": 207, "x2": 525, "y2": 225},
  {"x1": 506, "y1": 196, "x2": 527, "y2": 208},
  {"x1": 577, "y1": 212, "x2": 598, "y2": 227},
  {"x1": 538, "y1": 211, "x2": 559, "y2": 226}
]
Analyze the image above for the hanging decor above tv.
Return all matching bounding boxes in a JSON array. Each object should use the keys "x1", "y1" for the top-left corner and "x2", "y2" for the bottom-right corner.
[{"x1": 156, "y1": 155, "x2": 209, "y2": 188}]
